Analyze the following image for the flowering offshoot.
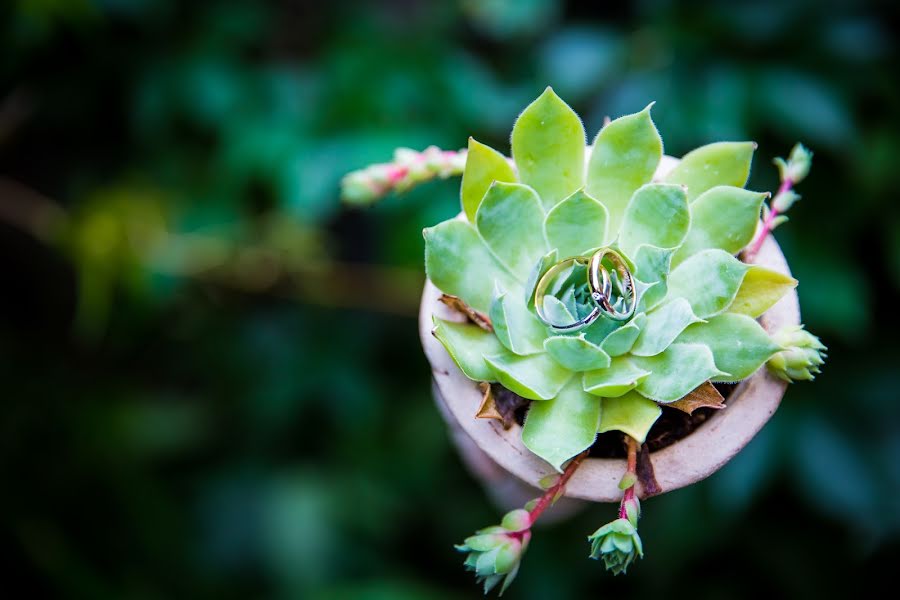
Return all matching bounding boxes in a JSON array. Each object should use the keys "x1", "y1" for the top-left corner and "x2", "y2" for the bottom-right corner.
[
  {"x1": 588, "y1": 517, "x2": 644, "y2": 575},
  {"x1": 767, "y1": 325, "x2": 827, "y2": 382},
  {"x1": 746, "y1": 143, "x2": 813, "y2": 260},
  {"x1": 341, "y1": 146, "x2": 466, "y2": 205},
  {"x1": 455, "y1": 509, "x2": 531, "y2": 595}
]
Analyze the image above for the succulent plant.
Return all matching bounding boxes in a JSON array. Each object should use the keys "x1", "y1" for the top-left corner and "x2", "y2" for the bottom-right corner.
[
  {"x1": 768, "y1": 325, "x2": 827, "y2": 382},
  {"x1": 425, "y1": 87, "x2": 804, "y2": 471},
  {"x1": 455, "y1": 508, "x2": 532, "y2": 595},
  {"x1": 335, "y1": 86, "x2": 827, "y2": 591},
  {"x1": 588, "y1": 517, "x2": 644, "y2": 575}
]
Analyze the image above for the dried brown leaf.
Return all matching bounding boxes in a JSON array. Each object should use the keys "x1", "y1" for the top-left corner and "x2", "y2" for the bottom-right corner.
[
  {"x1": 668, "y1": 381, "x2": 725, "y2": 415},
  {"x1": 637, "y1": 443, "x2": 661, "y2": 496},
  {"x1": 475, "y1": 383, "x2": 527, "y2": 429},
  {"x1": 439, "y1": 294, "x2": 493, "y2": 332}
]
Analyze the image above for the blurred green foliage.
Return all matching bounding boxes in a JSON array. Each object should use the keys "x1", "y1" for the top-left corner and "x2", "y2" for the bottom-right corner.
[{"x1": 1, "y1": 0, "x2": 898, "y2": 597}]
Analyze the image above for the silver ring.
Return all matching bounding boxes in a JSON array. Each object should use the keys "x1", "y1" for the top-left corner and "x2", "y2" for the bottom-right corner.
[
  {"x1": 588, "y1": 248, "x2": 636, "y2": 321},
  {"x1": 534, "y1": 255, "x2": 609, "y2": 331}
]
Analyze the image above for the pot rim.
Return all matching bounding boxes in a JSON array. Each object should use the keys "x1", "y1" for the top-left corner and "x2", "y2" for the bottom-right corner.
[{"x1": 420, "y1": 234, "x2": 799, "y2": 503}]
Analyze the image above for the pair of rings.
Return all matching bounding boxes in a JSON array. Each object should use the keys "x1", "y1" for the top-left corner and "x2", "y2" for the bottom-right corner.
[{"x1": 534, "y1": 248, "x2": 637, "y2": 331}]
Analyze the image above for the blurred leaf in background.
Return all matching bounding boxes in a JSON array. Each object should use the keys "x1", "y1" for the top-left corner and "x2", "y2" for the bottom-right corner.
[{"x1": 1, "y1": 0, "x2": 899, "y2": 598}]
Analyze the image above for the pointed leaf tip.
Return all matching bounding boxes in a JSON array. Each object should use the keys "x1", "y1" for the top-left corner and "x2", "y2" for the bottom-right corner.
[{"x1": 511, "y1": 89, "x2": 585, "y2": 210}]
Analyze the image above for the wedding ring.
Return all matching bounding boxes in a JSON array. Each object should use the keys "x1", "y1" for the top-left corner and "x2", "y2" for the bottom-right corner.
[
  {"x1": 588, "y1": 248, "x2": 637, "y2": 321},
  {"x1": 533, "y1": 248, "x2": 637, "y2": 331},
  {"x1": 534, "y1": 255, "x2": 608, "y2": 331}
]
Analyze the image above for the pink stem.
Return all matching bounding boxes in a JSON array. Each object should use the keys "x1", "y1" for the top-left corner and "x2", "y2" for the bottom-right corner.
[
  {"x1": 618, "y1": 437, "x2": 638, "y2": 519},
  {"x1": 746, "y1": 178, "x2": 793, "y2": 261},
  {"x1": 527, "y1": 450, "x2": 589, "y2": 525}
]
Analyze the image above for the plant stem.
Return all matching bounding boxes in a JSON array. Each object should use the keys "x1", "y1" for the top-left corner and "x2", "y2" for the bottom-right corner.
[
  {"x1": 618, "y1": 436, "x2": 639, "y2": 519},
  {"x1": 746, "y1": 178, "x2": 792, "y2": 261},
  {"x1": 527, "y1": 450, "x2": 589, "y2": 524}
]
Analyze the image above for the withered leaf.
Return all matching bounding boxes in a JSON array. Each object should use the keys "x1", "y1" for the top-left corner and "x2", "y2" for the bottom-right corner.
[
  {"x1": 475, "y1": 383, "x2": 528, "y2": 430},
  {"x1": 637, "y1": 443, "x2": 661, "y2": 496},
  {"x1": 439, "y1": 294, "x2": 493, "y2": 332},
  {"x1": 668, "y1": 381, "x2": 725, "y2": 415}
]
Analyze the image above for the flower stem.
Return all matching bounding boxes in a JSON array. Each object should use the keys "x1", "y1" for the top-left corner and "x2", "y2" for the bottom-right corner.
[
  {"x1": 618, "y1": 436, "x2": 639, "y2": 519},
  {"x1": 527, "y1": 450, "x2": 589, "y2": 524},
  {"x1": 745, "y1": 178, "x2": 792, "y2": 261}
]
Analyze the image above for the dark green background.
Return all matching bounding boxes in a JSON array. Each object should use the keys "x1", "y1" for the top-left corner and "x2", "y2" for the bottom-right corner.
[{"x1": 2, "y1": 0, "x2": 898, "y2": 597}]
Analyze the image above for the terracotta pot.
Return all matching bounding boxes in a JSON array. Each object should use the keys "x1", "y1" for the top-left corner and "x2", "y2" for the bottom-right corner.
[{"x1": 419, "y1": 158, "x2": 800, "y2": 506}]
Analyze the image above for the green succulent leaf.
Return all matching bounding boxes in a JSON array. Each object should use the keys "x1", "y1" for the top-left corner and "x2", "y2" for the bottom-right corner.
[
  {"x1": 633, "y1": 343, "x2": 727, "y2": 402},
  {"x1": 540, "y1": 294, "x2": 579, "y2": 329},
  {"x1": 586, "y1": 104, "x2": 662, "y2": 235},
  {"x1": 598, "y1": 392, "x2": 662, "y2": 444},
  {"x1": 618, "y1": 183, "x2": 690, "y2": 255},
  {"x1": 667, "y1": 249, "x2": 750, "y2": 319},
  {"x1": 583, "y1": 356, "x2": 651, "y2": 397},
  {"x1": 524, "y1": 249, "x2": 559, "y2": 307},
  {"x1": 476, "y1": 182, "x2": 548, "y2": 279},
  {"x1": 522, "y1": 377, "x2": 601, "y2": 472},
  {"x1": 461, "y1": 137, "x2": 517, "y2": 222},
  {"x1": 490, "y1": 288, "x2": 547, "y2": 356},
  {"x1": 633, "y1": 244, "x2": 675, "y2": 284},
  {"x1": 673, "y1": 186, "x2": 767, "y2": 265},
  {"x1": 665, "y1": 141, "x2": 756, "y2": 201},
  {"x1": 544, "y1": 190, "x2": 609, "y2": 258},
  {"x1": 511, "y1": 87, "x2": 585, "y2": 210},
  {"x1": 599, "y1": 314, "x2": 645, "y2": 357},
  {"x1": 485, "y1": 352, "x2": 572, "y2": 400},
  {"x1": 432, "y1": 317, "x2": 505, "y2": 382},
  {"x1": 424, "y1": 219, "x2": 517, "y2": 312},
  {"x1": 544, "y1": 335, "x2": 612, "y2": 371},
  {"x1": 676, "y1": 313, "x2": 782, "y2": 381},
  {"x1": 632, "y1": 244, "x2": 675, "y2": 312},
  {"x1": 728, "y1": 265, "x2": 798, "y2": 318},
  {"x1": 631, "y1": 298, "x2": 703, "y2": 357}
]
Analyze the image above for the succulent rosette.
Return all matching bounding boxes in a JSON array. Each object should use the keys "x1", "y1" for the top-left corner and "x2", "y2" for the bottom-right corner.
[{"x1": 424, "y1": 88, "x2": 802, "y2": 472}]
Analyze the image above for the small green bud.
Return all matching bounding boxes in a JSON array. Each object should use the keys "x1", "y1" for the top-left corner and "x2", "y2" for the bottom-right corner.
[
  {"x1": 500, "y1": 509, "x2": 531, "y2": 532},
  {"x1": 588, "y1": 518, "x2": 644, "y2": 575},
  {"x1": 771, "y1": 215, "x2": 790, "y2": 229},
  {"x1": 774, "y1": 143, "x2": 813, "y2": 184},
  {"x1": 457, "y1": 516, "x2": 531, "y2": 595},
  {"x1": 623, "y1": 495, "x2": 641, "y2": 527},
  {"x1": 772, "y1": 189, "x2": 801, "y2": 213},
  {"x1": 618, "y1": 472, "x2": 637, "y2": 490},
  {"x1": 767, "y1": 325, "x2": 827, "y2": 382}
]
